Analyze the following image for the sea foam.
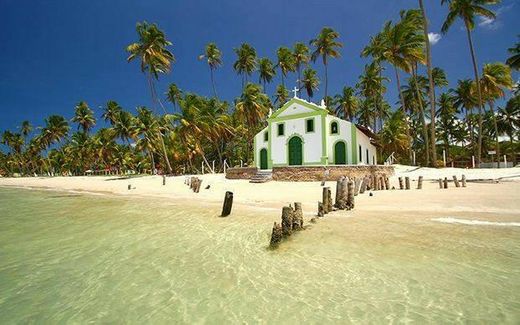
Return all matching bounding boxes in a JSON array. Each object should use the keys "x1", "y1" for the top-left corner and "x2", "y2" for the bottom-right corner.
[{"x1": 432, "y1": 217, "x2": 520, "y2": 227}]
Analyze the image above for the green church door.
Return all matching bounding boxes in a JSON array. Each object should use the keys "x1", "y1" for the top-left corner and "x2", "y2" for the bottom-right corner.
[
  {"x1": 334, "y1": 141, "x2": 347, "y2": 165},
  {"x1": 288, "y1": 136, "x2": 303, "y2": 166},
  {"x1": 260, "y1": 148, "x2": 268, "y2": 169}
]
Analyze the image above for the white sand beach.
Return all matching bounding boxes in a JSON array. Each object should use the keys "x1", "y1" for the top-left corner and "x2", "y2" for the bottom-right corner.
[{"x1": 1, "y1": 165, "x2": 519, "y2": 219}]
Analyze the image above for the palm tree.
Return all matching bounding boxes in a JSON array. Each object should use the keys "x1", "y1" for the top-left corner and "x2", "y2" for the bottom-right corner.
[
  {"x1": 301, "y1": 68, "x2": 320, "y2": 101},
  {"x1": 293, "y1": 42, "x2": 310, "y2": 96},
  {"x1": 126, "y1": 21, "x2": 174, "y2": 173},
  {"x1": 357, "y1": 62, "x2": 388, "y2": 131},
  {"x1": 452, "y1": 79, "x2": 478, "y2": 148},
  {"x1": 166, "y1": 83, "x2": 182, "y2": 111},
  {"x1": 233, "y1": 43, "x2": 257, "y2": 88},
  {"x1": 380, "y1": 109, "x2": 411, "y2": 160},
  {"x1": 497, "y1": 95, "x2": 520, "y2": 146},
  {"x1": 199, "y1": 42, "x2": 222, "y2": 98},
  {"x1": 436, "y1": 92, "x2": 458, "y2": 162},
  {"x1": 113, "y1": 111, "x2": 136, "y2": 144},
  {"x1": 40, "y1": 115, "x2": 70, "y2": 149},
  {"x1": 334, "y1": 86, "x2": 359, "y2": 121},
  {"x1": 276, "y1": 47, "x2": 296, "y2": 88},
  {"x1": 72, "y1": 101, "x2": 96, "y2": 134},
  {"x1": 441, "y1": 0, "x2": 499, "y2": 165},
  {"x1": 274, "y1": 84, "x2": 289, "y2": 107},
  {"x1": 20, "y1": 121, "x2": 32, "y2": 145},
  {"x1": 258, "y1": 57, "x2": 276, "y2": 92},
  {"x1": 135, "y1": 107, "x2": 159, "y2": 173},
  {"x1": 479, "y1": 62, "x2": 513, "y2": 166},
  {"x1": 506, "y1": 36, "x2": 520, "y2": 70},
  {"x1": 102, "y1": 101, "x2": 123, "y2": 126},
  {"x1": 310, "y1": 27, "x2": 342, "y2": 105}
]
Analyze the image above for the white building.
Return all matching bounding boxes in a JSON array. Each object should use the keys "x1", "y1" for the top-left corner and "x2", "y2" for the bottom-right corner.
[{"x1": 253, "y1": 96, "x2": 377, "y2": 169}]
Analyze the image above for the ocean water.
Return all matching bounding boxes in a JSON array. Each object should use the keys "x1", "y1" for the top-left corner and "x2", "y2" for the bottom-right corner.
[{"x1": 0, "y1": 187, "x2": 519, "y2": 323}]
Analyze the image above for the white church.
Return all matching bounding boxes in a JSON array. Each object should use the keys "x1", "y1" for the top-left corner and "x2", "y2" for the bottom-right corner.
[{"x1": 253, "y1": 93, "x2": 377, "y2": 169}]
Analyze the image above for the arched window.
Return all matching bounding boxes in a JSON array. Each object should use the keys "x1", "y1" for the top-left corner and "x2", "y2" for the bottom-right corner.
[{"x1": 331, "y1": 121, "x2": 338, "y2": 134}]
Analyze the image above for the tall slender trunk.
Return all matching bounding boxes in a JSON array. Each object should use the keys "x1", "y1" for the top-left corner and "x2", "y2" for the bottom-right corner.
[
  {"x1": 394, "y1": 66, "x2": 413, "y2": 163},
  {"x1": 210, "y1": 67, "x2": 218, "y2": 98},
  {"x1": 297, "y1": 65, "x2": 302, "y2": 97},
  {"x1": 464, "y1": 21, "x2": 484, "y2": 166},
  {"x1": 488, "y1": 100, "x2": 500, "y2": 168},
  {"x1": 412, "y1": 65, "x2": 430, "y2": 165},
  {"x1": 419, "y1": 0, "x2": 437, "y2": 167},
  {"x1": 149, "y1": 149, "x2": 155, "y2": 174},
  {"x1": 324, "y1": 59, "x2": 328, "y2": 105}
]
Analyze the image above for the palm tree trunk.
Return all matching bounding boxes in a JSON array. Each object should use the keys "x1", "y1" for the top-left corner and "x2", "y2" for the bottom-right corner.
[
  {"x1": 464, "y1": 21, "x2": 484, "y2": 167},
  {"x1": 149, "y1": 150, "x2": 155, "y2": 174},
  {"x1": 210, "y1": 67, "x2": 218, "y2": 98},
  {"x1": 324, "y1": 60, "x2": 328, "y2": 105},
  {"x1": 419, "y1": 0, "x2": 437, "y2": 167},
  {"x1": 412, "y1": 66, "x2": 430, "y2": 165},
  {"x1": 488, "y1": 100, "x2": 500, "y2": 168},
  {"x1": 297, "y1": 66, "x2": 302, "y2": 97},
  {"x1": 394, "y1": 66, "x2": 413, "y2": 163}
]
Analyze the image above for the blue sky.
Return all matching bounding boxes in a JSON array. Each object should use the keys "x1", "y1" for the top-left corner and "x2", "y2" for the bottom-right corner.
[{"x1": 0, "y1": 0, "x2": 518, "y2": 135}]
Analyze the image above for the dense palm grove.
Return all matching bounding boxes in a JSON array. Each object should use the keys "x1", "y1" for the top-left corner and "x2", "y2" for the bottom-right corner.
[{"x1": 1, "y1": 0, "x2": 519, "y2": 176}]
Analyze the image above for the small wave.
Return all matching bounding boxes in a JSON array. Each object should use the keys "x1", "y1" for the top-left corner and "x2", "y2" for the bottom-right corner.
[{"x1": 432, "y1": 217, "x2": 520, "y2": 227}]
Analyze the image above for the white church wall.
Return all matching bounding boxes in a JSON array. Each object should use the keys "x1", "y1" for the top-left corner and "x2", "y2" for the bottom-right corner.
[
  {"x1": 254, "y1": 126, "x2": 268, "y2": 168},
  {"x1": 325, "y1": 116, "x2": 356, "y2": 164},
  {"x1": 356, "y1": 129, "x2": 377, "y2": 165}
]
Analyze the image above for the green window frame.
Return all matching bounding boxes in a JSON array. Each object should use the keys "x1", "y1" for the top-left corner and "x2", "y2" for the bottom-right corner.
[
  {"x1": 330, "y1": 121, "x2": 339, "y2": 135},
  {"x1": 263, "y1": 131, "x2": 268, "y2": 142},
  {"x1": 305, "y1": 118, "x2": 315, "y2": 133},
  {"x1": 277, "y1": 123, "x2": 285, "y2": 136}
]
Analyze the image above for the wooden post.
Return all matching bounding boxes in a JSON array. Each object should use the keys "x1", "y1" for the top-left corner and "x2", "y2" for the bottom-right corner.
[
  {"x1": 452, "y1": 175, "x2": 460, "y2": 188},
  {"x1": 359, "y1": 177, "x2": 367, "y2": 194},
  {"x1": 293, "y1": 202, "x2": 303, "y2": 230},
  {"x1": 162, "y1": 175, "x2": 166, "y2": 186},
  {"x1": 384, "y1": 177, "x2": 390, "y2": 190},
  {"x1": 196, "y1": 179, "x2": 203, "y2": 193},
  {"x1": 269, "y1": 222, "x2": 283, "y2": 248},
  {"x1": 127, "y1": 184, "x2": 131, "y2": 190},
  {"x1": 443, "y1": 177, "x2": 448, "y2": 189},
  {"x1": 318, "y1": 202, "x2": 324, "y2": 217},
  {"x1": 354, "y1": 178, "x2": 361, "y2": 196},
  {"x1": 398, "y1": 177, "x2": 404, "y2": 190},
  {"x1": 281, "y1": 206, "x2": 293, "y2": 237},
  {"x1": 221, "y1": 191, "x2": 233, "y2": 217},
  {"x1": 405, "y1": 177, "x2": 410, "y2": 190},
  {"x1": 461, "y1": 175, "x2": 466, "y2": 187},
  {"x1": 327, "y1": 188, "x2": 333, "y2": 213},
  {"x1": 322, "y1": 187, "x2": 331, "y2": 214},
  {"x1": 417, "y1": 176, "x2": 423, "y2": 190},
  {"x1": 335, "y1": 176, "x2": 345, "y2": 207},
  {"x1": 346, "y1": 180, "x2": 355, "y2": 210},
  {"x1": 438, "y1": 178, "x2": 443, "y2": 189}
]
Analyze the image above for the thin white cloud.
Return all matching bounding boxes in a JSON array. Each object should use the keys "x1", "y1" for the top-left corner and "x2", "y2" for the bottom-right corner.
[
  {"x1": 478, "y1": 3, "x2": 514, "y2": 30},
  {"x1": 428, "y1": 32, "x2": 441, "y2": 45}
]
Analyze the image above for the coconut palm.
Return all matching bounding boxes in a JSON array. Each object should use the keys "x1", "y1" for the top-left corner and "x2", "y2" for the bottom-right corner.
[
  {"x1": 102, "y1": 101, "x2": 123, "y2": 126},
  {"x1": 310, "y1": 27, "x2": 342, "y2": 105},
  {"x1": 276, "y1": 47, "x2": 296, "y2": 88},
  {"x1": 301, "y1": 68, "x2": 320, "y2": 101},
  {"x1": 166, "y1": 83, "x2": 182, "y2": 111},
  {"x1": 357, "y1": 62, "x2": 388, "y2": 131},
  {"x1": 497, "y1": 95, "x2": 520, "y2": 146},
  {"x1": 199, "y1": 43, "x2": 222, "y2": 98},
  {"x1": 380, "y1": 109, "x2": 411, "y2": 160},
  {"x1": 479, "y1": 62, "x2": 513, "y2": 165},
  {"x1": 293, "y1": 43, "x2": 310, "y2": 96},
  {"x1": 113, "y1": 111, "x2": 136, "y2": 144},
  {"x1": 274, "y1": 84, "x2": 289, "y2": 107},
  {"x1": 40, "y1": 115, "x2": 70, "y2": 149},
  {"x1": 441, "y1": 0, "x2": 499, "y2": 165},
  {"x1": 258, "y1": 57, "x2": 276, "y2": 92},
  {"x1": 126, "y1": 21, "x2": 174, "y2": 173},
  {"x1": 20, "y1": 121, "x2": 32, "y2": 145},
  {"x1": 233, "y1": 43, "x2": 257, "y2": 87},
  {"x1": 506, "y1": 35, "x2": 520, "y2": 70},
  {"x1": 452, "y1": 79, "x2": 478, "y2": 146},
  {"x1": 436, "y1": 92, "x2": 458, "y2": 162},
  {"x1": 334, "y1": 86, "x2": 359, "y2": 121},
  {"x1": 72, "y1": 101, "x2": 96, "y2": 134}
]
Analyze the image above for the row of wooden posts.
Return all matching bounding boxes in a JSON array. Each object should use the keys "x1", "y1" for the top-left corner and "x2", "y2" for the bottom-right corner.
[
  {"x1": 184, "y1": 176, "x2": 203, "y2": 193},
  {"x1": 438, "y1": 175, "x2": 467, "y2": 189},
  {"x1": 269, "y1": 202, "x2": 304, "y2": 248}
]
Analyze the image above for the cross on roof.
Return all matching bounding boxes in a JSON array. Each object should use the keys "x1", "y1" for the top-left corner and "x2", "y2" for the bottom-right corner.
[{"x1": 291, "y1": 86, "x2": 299, "y2": 98}]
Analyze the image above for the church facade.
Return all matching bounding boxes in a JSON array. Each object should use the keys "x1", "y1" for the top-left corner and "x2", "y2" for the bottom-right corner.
[{"x1": 253, "y1": 97, "x2": 377, "y2": 169}]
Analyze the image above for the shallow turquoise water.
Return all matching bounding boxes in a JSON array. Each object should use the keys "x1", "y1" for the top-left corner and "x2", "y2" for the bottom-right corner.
[{"x1": 0, "y1": 187, "x2": 519, "y2": 323}]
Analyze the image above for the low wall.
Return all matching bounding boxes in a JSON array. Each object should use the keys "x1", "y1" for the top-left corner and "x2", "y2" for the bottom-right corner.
[
  {"x1": 272, "y1": 165, "x2": 394, "y2": 182},
  {"x1": 225, "y1": 167, "x2": 258, "y2": 179}
]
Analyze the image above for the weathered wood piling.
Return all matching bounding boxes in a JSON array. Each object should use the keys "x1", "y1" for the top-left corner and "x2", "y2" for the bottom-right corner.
[
  {"x1": 417, "y1": 176, "x2": 423, "y2": 190},
  {"x1": 281, "y1": 206, "x2": 293, "y2": 237},
  {"x1": 443, "y1": 177, "x2": 448, "y2": 189},
  {"x1": 398, "y1": 177, "x2": 404, "y2": 190},
  {"x1": 221, "y1": 191, "x2": 234, "y2": 217},
  {"x1": 269, "y1": 222, "x2": 283, "y2": 248},
  {"x1": 405, "y1": 177, "x2": 410, "y2": 190},
  {"x1": 438, "y1": 178, "x2": 443, "y2": 189},
  {"x1": 453, "y1": 175, "x2": 460, "y2": 188},
  {"x1": 461, "y1": 174, "x2": 466, "y2": 187},
  {"x1": 346, "y1": 179, "x2": 355, "y2": 210},
  {"x1": 384, "y1": 176, "x2": 390, "y2": 190},
  {"x1": 293, "y1": 202, "x2": 304, "y2": 230}
]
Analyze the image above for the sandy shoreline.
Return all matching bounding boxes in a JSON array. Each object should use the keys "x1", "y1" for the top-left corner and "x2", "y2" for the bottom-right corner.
[{"x1": 1, "y1": 164, "x2": 519, "y2": 220}]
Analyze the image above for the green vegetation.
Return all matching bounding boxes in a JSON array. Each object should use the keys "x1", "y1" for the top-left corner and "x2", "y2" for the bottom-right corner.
[{"x1": 1, "y1": 3, "x2": 518, "y2": 176}]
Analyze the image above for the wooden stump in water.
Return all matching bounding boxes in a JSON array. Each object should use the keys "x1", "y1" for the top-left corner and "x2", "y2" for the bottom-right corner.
[
  {"x1": 443, "y1": 177, "x2": 448, "y2": 189},
  {"x1": 346, "y1": 180, "x2": 355, "y2": 210},
  {"x1": 322, "y1": 187, "x2": 331, "y2": 214},
  {"x1": 293, "y1": 202, "x2": 304, "y2": 230},
  {"x1": 438, "y1": 178, "x2": 443, "y2": 189},
  {"x1": 335, "y1": 177, "x2": 345, "y2": 207},
  {"x1": 281, "y1": 206, "x2": 294, "y2": 237},
  {"x1": 318, "y1": 202, "x2": 324, "y2": 217},
  {"x1": 453, "y1": 175, "x2": 460, "y2": 188},
  {"x1": 405, "y1": 177, "x2": 410, "y2": 190},
  {"x1": 398, "y1": 177, "x2": 404, "y2": 190},
  {"x1": 417, "y1": 176, "x2": 423, "y2": 190},
  {"x1": 269, "y1": 222, "x2": 283, "y2": 248},
  {"x1": 220, "y1": 191, "x2": 233, "y2": 217},
  {"x1": 461, "y1": 174, "x2": 467, "y2": 187}
]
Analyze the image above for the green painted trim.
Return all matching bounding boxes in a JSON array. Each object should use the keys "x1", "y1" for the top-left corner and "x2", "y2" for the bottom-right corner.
[
  {"x1": 321, "y1": 114, "x2": 328, "y2": 165},
  {"x1": 276, "y1": 122, "x2": 285, "y2": 137},
  {"x1": 303, "y1": 161, "x2": 323, "y2": 166},
  {"x1": 305, "y1": 117, "x2": 316, "y2": 133},
  {"x1": 269, "y1": 98, "x2": 327, "y2": 119},
  {"x1": 330, "y1": 120, "x2": 340, "y2": 135},
  {"x1": 268, "y1": 110, "x2": 325, "y2": 122},
  {"x1": 286, "y1": 133, "x2": 304, "y2": 166},
  {"x1": 267, "y1": 122, "x2": 273, "y2": 168},
  {"x1": 351, "y1": 125, "x2": 357, "y2": 164},
  {"x1": 253, "y1": 135, "x2": 257, "y2": 167},
  {"x1": 272, "y1": 163, "x2": 288, "y2": 167},
  {"x1": 332, "y1": 139, "x2": 348, "y2": 165}
]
